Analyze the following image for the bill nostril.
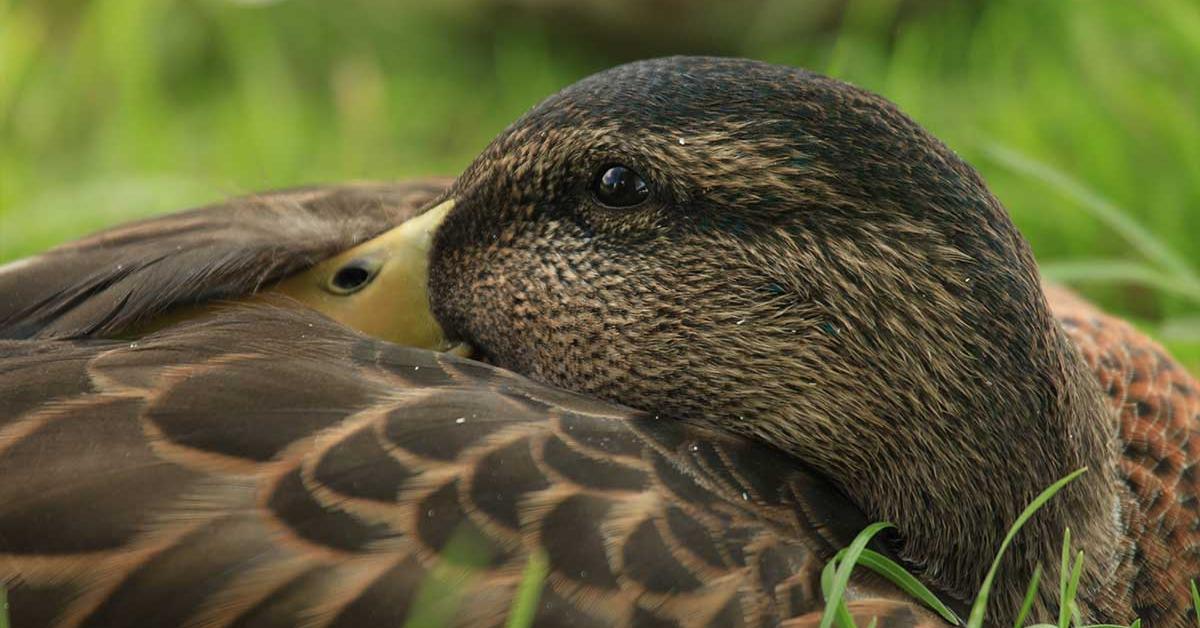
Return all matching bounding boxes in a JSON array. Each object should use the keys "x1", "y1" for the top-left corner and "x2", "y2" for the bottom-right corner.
[{"x1": 325, "y1": 258, "x2": 379, "y2": 295}]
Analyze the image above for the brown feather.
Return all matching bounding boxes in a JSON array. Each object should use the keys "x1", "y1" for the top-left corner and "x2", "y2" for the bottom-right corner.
[
  {"x1": 0, "y1": 181, "x2": 448, "y2": 340},
  {"x1": 0, "y1": 308, "x2": 928, "y2": 627},
  {"x1": 1047, "y1": 284, "x2": 1200, "y2": 623}
]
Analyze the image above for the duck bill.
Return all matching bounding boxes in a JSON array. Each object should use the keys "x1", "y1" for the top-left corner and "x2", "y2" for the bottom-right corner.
[{"x1": 265, "y1": 198, "x2": 467, "y2": 355}]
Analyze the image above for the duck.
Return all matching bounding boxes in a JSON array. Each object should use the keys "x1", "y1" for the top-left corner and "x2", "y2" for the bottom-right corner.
[{"x1": 0, "y1": 56, "x2": 1196, "y2": 626}]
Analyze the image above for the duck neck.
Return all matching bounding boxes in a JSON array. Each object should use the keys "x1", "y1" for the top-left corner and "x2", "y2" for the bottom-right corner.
[{"x1": 765, "y1": 288, "x2": 1127, "y2": 621}]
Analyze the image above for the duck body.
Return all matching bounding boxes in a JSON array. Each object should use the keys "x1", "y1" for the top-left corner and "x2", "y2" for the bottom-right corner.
[
  {"x1": 0, "y1": 57, "x2": 1197, "y2": 625},
  {"x1": 1, "y1": 307, "x2": 946, "y2": 627}
]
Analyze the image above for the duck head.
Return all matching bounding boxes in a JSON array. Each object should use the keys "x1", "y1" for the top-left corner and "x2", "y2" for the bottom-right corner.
[{"x1": 318, "y1": 56, "x2": 1128, "y2": 621}]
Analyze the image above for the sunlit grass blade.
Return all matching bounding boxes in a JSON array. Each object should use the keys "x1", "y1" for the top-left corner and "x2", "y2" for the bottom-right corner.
[
  {"x1": 1150, "y1": 0, "x2": 1200, "y2": 58},
  {"x1": 1058, "y1": 528, "x2": 1073, "y2": 627},
  {"x1": 1161, "y1": 318, "x2": 1200, "y2": 341},
  {"x1": 820, "y1": 521, "x2": 895, "y2": 628},
  {"x1": 1192, "y1": 580, "x2": 1200, "y2": 627},
  {"x1": 853, "y1": 549, "x2": 961, "y2": 625},
  {"x1": 1013, "y1": 564, "x2": 1042, "y2": 628},
  {"x1": 967, "y1": 468, "x2": 1088, "y2": 628},
  {"x1": 0, "y1": 585, "x2": 8, "y2": 628},
  {"x1": 820, "y1": 557, "x2": 859, "y2": 628},
  {"x1": 1063, "y1": 550, "x2": 1084, "y2": 627},
  {"x1": 506, "y1": 551, "x2": 549, "y2": 628},
  {"x1": 980, "y1": 143, "x2": 1198, "y2": 284},
  {"x1": 403, "y1": 525, "x2": 495, "y2": 628},
  {"x1": 1039, "y1": 260, "x2": 1200, "y2": 306}
]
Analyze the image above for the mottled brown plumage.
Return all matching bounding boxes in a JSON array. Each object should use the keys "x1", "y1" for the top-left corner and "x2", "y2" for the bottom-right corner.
[
  {"x1": 0, "y1": 56, "x2": 1197, "y2": 625},
  {"x1": 1047, "y1": 285, "x2": 1200, "y2": 623},
  {"x1": 0, "y1": 308, "x2": 930, "y2": 627}
]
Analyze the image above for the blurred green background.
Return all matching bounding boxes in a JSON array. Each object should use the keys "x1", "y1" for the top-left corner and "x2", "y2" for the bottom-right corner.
[{"x1": 1, "y1": 0, "x2": 1197, "y2": 371}]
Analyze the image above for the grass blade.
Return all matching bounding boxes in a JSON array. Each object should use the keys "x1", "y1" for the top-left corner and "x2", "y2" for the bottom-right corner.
[
  {"x1": 403, "y1": 525, "x2": 495, "y2": 628},
  {"x1": 1040, "y1": 260, "x2": 1200, "y2": 306},
  {"x1": 981, "y1": 143, "x2": 1198, "y2": 284},
  {"x1": 506, "y1": 551, "x2": 549, "y2": 628},
  {"x1": 1013, "y1": 564, "x2": 1043, "y2": 628},
  {"x1": 1058, "y1": 529, "x2": 1073, "y2": 627},
  {"x1": 1192, "y1": 580, "x2": 1200, "y2": 628},
  {"x1": 854, "y1": 549, "x2": 961, "y2": 625},
  {"x1": 1160, "y1": 317, "x2": 1200, "y2": 341},
  {"x1": 1063, "y1": 550, "x2": 1084, "y2": 627},
  {"x1": 967, "y1": 468, "x2": 1088, "y2": 628},
  {"x1": 820, "y1": 521, "x2": 895, "y2": 628},
  {"x1": 820, "y1": 557, "x2": 858, "y2": 628}
]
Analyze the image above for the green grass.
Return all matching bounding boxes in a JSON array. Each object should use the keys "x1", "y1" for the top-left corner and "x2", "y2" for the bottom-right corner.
[
  {"x1": 506, "y1": 551, "x2": 549, "y2": 628},
  {"x1": 818, "y1": 468, "x2": 1197, "y2": 627},
  {"x1": 1, "y1": 0, "x2": 1196, "y2": 373}
]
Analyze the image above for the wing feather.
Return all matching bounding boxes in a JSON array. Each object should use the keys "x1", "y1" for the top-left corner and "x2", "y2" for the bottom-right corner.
[
  {"x1": 0, "y1": 308, "x2": 931, "y2": 627},
  {"x1": 0, "y1": 181, "x2": 449, "y2": 340}
]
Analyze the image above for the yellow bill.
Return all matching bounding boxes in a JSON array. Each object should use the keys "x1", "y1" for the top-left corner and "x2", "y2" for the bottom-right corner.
[{"x1": 265, "y1": 198, "x2": 466, "y2": 355}]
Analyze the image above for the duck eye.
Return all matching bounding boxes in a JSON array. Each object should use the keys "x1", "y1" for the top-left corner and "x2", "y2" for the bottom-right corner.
[
  {"x1": 325, "y1": 258, "x2": 379, "y2": 295},
  {"x1": 592, "y1": 165, "x2": 649, "y2": 208}
]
